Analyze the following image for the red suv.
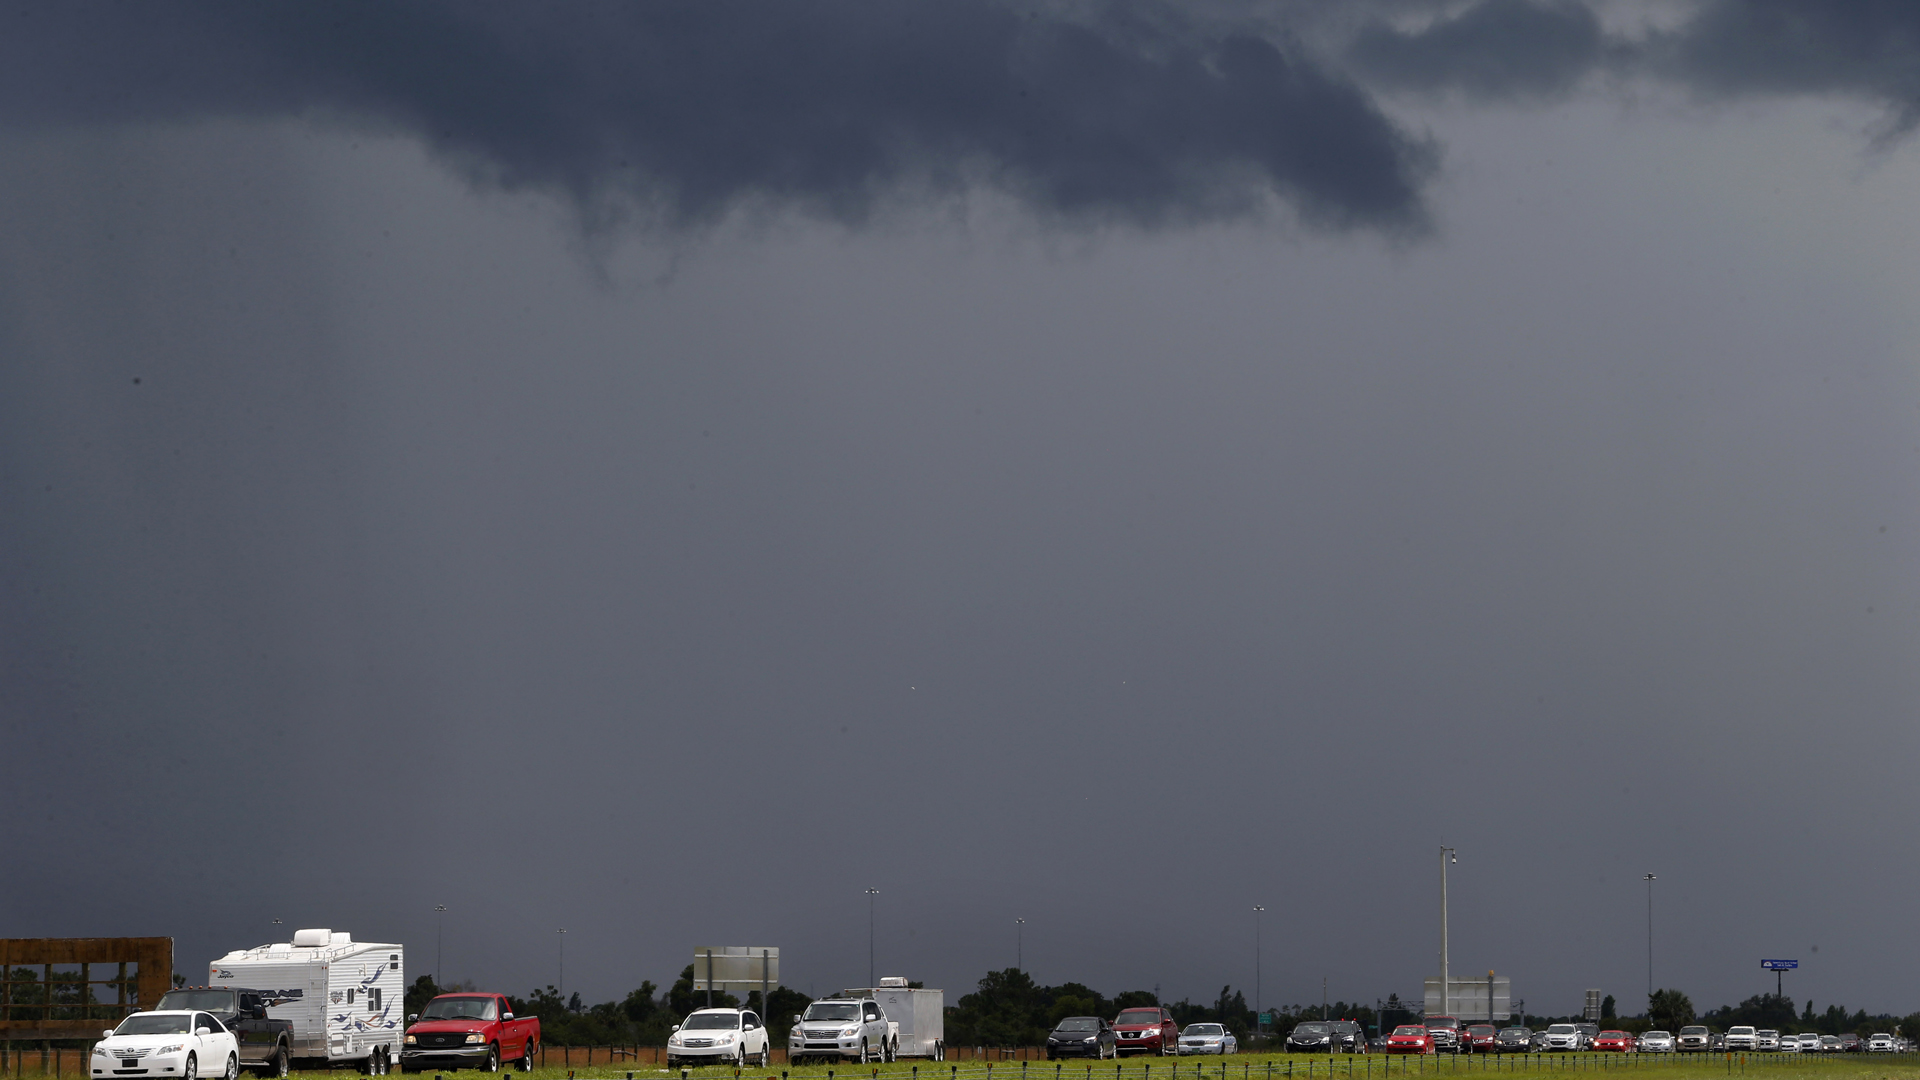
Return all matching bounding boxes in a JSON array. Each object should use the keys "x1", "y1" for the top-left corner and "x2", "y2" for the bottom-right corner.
[
  {"x1": 1113, "y1": 1007, "x2": 1177, "y2": 1056},
  {"x1": 1464, "y1": 1026, "x2": 1498, "y2": 1054}
]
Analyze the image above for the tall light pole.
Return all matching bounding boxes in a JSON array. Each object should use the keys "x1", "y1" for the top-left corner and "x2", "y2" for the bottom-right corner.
[
  {"x1": 1440, "y1": 847, "x2": 1457, "y2": 1019},
  {"x1": 434, "y1": 906, "x2": 447, "y2": 988},
  {"x1": 556, "y1": 929, "x2": 566, "y2": 1000},
  {"x1": 1016, "y1": 919, "x2": 1026, "y2": 972},
  {"x1": 1253, "y1": 906, "x2": 1265, "y2": 1033},
  {"x1": 865, "y1": 888, "x2": 880, "y2": 987},
  {"x1": 1644, "y1": 875, "x2": 1656, "y2": 1002}
]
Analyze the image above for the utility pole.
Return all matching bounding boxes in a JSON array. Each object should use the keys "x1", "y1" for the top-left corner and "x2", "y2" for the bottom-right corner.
[
  {"x1": 1644, "y1": 874, "x2": 1656, "y2": 1002},
  {"x1": 1253, "y1": 906, "x2": 1265, "y2": 1034},
  {"x1": 556, "y1": 929, "x2": 566, "y2": 1000},
  {"x1": 865, "y1": 888, "x2": 880, "y2": 987},
  {"x1": 1440, "y1": 847, "x2": 1457, "y2": 1018},
  {"x1": 1016, "y1": 918, "x2": 1025, "y2": 972},
  {"x1": 434, "y1": 905, "x2": 447, "y2": 988}
]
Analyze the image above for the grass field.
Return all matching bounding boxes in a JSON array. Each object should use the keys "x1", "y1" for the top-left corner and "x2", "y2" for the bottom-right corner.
[{"x1": 366, "y1": 1055, "x2": 1920, "y2": 1080}]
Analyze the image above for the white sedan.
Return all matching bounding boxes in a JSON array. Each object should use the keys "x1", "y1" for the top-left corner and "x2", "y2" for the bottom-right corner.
[
  {"x1": 1178, "y1": 1024, "x2": 1237, "y2": 1055},
  {"x1": 666, "y1": 1009, "x2": 772, "y2": 1067},
  {"x1": 93, "y1": 1010, "x2": 240, "y2": 1080}
]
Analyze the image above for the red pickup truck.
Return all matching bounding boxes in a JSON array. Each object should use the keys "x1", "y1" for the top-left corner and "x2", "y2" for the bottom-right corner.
[{"x1": 401, "y1": 993, "x2": 540, "y2": 1073}]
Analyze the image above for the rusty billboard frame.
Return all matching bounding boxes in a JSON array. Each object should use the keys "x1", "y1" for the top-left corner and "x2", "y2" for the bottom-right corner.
[{"x1": 0, "y1": 938, "x2": 173, "y2": 1042}]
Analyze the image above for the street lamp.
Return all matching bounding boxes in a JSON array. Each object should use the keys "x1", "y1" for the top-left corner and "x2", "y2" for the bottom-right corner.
[
  {"x1": 556, "y1": 929, "x2": 566, "y2": 1000},
  {"x1": 1253, "y1": 906, "x2": 1265, "y2": 1033},
  {"x1": 1440, "y1": 847, "x2": 1457, "y2": 1019},
  {"x1": 865, "y1": 888, "x2": 880, "y2": 987},
  {"x1": 435, "y1": 906, "x2": 447, "y2": 988},
  {"x1": 1644, "y1": 875, "x2": 1656, "y2": 1001},
  {"x1": 1016, "y1": 919, "x2": 1026, "y2": 972}
]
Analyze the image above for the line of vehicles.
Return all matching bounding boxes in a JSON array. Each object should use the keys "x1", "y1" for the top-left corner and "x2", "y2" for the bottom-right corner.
[{"x1": 1375, "y1": 1017, "x2": 1913, "y2": 1056}]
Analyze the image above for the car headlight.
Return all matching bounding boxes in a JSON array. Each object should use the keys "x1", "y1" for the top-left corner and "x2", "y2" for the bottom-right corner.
[
  {"x1": 92, "y1": 1047, "x2": 110, "y2": 1058},
  {"x1": 404, "y1": 1036, "x2": 417, "y2": 1046},
  {"x1": 156, "y1": 1045, "x2": 184, "y2": 1056},
  {"x1": 720, "y1": 1034, "x2": 736, "y2": 1043},
  {"x1": 465, "y1": 1033, "x2": 483, "y2": 1045},
  {"x1": 1083, "y1": 1037, "x2": 1096, "y2": 1043}
]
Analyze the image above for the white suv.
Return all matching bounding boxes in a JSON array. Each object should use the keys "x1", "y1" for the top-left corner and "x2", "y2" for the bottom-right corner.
[
  {"x1": 667, "y1": 1009, "x2": 770, "y2": 1067},
  {"x1": 1725, "y1": 1027, "x2": 1757, "y2": 1051},
  {"x1": 788, "y1": 998, "x2": 895, "y2": 1064}
]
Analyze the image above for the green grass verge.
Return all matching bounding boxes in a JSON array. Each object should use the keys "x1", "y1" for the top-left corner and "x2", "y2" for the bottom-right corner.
[{"x1": 342, "y1": 1055, "x2": 1920, "y2": 1080}]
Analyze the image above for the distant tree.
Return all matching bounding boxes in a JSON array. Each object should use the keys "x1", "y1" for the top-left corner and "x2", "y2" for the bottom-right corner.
[
  {"x1": 1648, "y1": 989, "x2": 1694, "y2": 1031},
  {"x1": 405, "y1": 975, "x2": 442, "y2": 1018},
  {"x1": 1113, "y1": 990, "x2": 1160, "y2": 1012},
  {"x1": 1601, "y1": 996, "x2": 1616, "y2": 1020}
]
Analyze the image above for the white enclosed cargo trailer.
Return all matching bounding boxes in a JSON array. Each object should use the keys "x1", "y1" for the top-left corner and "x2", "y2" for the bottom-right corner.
[
  {"x1": 210, "y1": 929, "x2": 404, "y2": 1073},
  {"x1": 844, "y1": 979, "x2": 944, "y2": 1060}
]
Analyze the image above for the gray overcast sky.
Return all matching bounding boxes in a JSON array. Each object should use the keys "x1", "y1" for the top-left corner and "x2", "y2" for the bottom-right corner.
[{"x1": 4, "y1": 0, "x2": 1920, "y2": 1020}]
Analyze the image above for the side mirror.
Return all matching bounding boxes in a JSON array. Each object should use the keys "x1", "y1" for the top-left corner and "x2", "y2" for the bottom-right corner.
[
  {"x1": 103, "y1": 1029, "x2": 116, "y2": 1040},
  {"x1": 792, "y1": 1015, "x2": 802, "y2": 1025},
  {"x1": 407, "y1": 1015, "x2": 418, "y2": 1023},
  {"x1": 671, "y1": 1025, "x2": 680, "y2": 1034},
  {"x1": 503, "y1": 1013, "x2": 514, "y2": 1021},
  {"x1": 196, "y1": 1028, "x2": 211, "y2": 1037}
]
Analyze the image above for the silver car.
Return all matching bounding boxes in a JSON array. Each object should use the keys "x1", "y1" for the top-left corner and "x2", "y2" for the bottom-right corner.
[
  {"x1": 1541, "y1": 1025, "x2": 1581, "y2": 1052},
  {"x1": 1177, "y1": 1025, "x2": 1236, "y2": 1056},
  {"x1": 1755, "y1": 1031, "x2": 1780, "y2": 1052},
  {"x1": 1637, "y1": 1031, "x2": 1673, "y2": 1053}
]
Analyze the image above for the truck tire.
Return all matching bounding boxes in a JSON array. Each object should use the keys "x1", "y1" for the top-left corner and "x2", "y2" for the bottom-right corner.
[
  {"x1": 261, "y1": 1047, "x2": 288, "y2": 1079},
  {"x1": 859, "y1": 1039, "x2": 870, "y2": 1064},
  {"x1": 934, "y1": 1042, "x2": 944, "y2": 1062},
  {"x1": 886, "y1": 1040, "x2": 897, "y2": 1063},
  {"x1": 518, "y1": 1044, "x2": 536, "y2": 1072},
  {"x1": 483, "y1": 1046, "x2": 499, "y2": 1073}
]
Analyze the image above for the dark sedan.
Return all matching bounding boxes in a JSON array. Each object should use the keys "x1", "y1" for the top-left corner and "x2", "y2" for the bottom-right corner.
[
  {"x1": 1494, "y1": 1028, "x2": 1533, "y2": 1054},
  {"x1": 1048, "y1": 1017, "x2": 1117, "y2": 1060},
  {"x1": 1288, "y1": 1021, "x2": 1365, "y2": 1054}
]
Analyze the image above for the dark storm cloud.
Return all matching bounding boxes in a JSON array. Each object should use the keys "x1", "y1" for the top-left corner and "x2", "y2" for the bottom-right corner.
[
  {"x1": 0, "y1": 1, "x2": 1436, "y2": 233},
  {"x1": 1345, "y1": 0, "x2": 1607, "y2": 100},
  {"x1": 1655, "y1": 0, "x2": 1920, "y2": 138}
]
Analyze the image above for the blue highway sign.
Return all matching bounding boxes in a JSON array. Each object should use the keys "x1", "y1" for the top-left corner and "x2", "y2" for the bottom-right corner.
[{"x1": 1761, "y1": 959, "x2": 1799, "y2": 970}]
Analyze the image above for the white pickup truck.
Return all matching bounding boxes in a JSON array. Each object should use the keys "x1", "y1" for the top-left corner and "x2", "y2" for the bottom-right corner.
[{"x1": 788, "y1": 998, "x2": 897, "y2": 1063}]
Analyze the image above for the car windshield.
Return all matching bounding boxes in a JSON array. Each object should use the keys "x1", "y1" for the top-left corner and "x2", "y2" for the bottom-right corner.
[
  {"x1": 1600, "y1": 1032, "x2": 1627, "y2": 1039},
  {"x1": 684, "y1": 1013, "x2": 740, "y2": 1030},
  {"x1": 1729, "y1": 1028, "x2": 1753, "y2": 1035},
  {"x1": 1470, "y1": 1027, "x2": 1495, "y2": 1035},
  {"x1": 1294, "y1": 1024, "x2": 1329, "y2": 1035},
  {"x1": 156, "y1": 992, "x2": 234, "y2": 1012},
  {"x1": 1394, "y1": 1027, "x2": 1426, "y2": 1037},
  {"x1": 422, "y1": 997, "x2": 498, "y2": 1021},
  {"x1": 1185, "y1": 1025, "x2": 1223, "y2": 1037},
  {"x1": 1680, "y1": 1027, "x2": 1707, "y2": 1035},
  {"x1": 116, "y1": 1015, "x2": 192, "y2": 1036},
  {"x1": 803, "y1": 1003, "x2": 861, "y2": 1022},
  {"x1": 1644, "y1": 1032, "x2": 1669, "y2": 1039},
  {"x1": 1547, "y1": 1026, "x2": 1577, "y2": 1035},
  {"x1": 1115, "y1": 1011, "x2": 1163, "y2": 1026},
  {"x1": 1427, "y1": 1019, "x2": 1459, "y2": 1029},
  {"x1": 1056, "y1": 1019, "x2": 1100, "y2": 1032},
  {"x1": 1500, "y1": 1029, "x2": 1527, "y2": 1037}
]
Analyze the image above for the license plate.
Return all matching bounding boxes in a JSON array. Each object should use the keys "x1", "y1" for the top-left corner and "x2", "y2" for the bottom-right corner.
[{"x1": 124, "y1": 1060, "x2": 139, "y2": 1068}]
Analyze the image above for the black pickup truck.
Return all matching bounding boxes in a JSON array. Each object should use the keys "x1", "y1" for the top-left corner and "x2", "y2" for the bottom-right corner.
[{"x1": 156, "y1": 987, "x2": 296, "y2": 1077}]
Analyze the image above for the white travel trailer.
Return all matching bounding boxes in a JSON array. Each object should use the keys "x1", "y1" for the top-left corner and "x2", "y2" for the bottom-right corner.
[
  {"x1": 209, "y1": 929, "x2": 404, "y2": 1074},
  {"x1": 843, "y1": 979, "x2": 944, "y2": 1060}
]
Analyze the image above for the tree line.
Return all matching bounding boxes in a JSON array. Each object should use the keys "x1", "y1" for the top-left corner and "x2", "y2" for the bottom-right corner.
[{"x1": 401, "y1": 971, "x2": 1920, "y2": 1048}]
